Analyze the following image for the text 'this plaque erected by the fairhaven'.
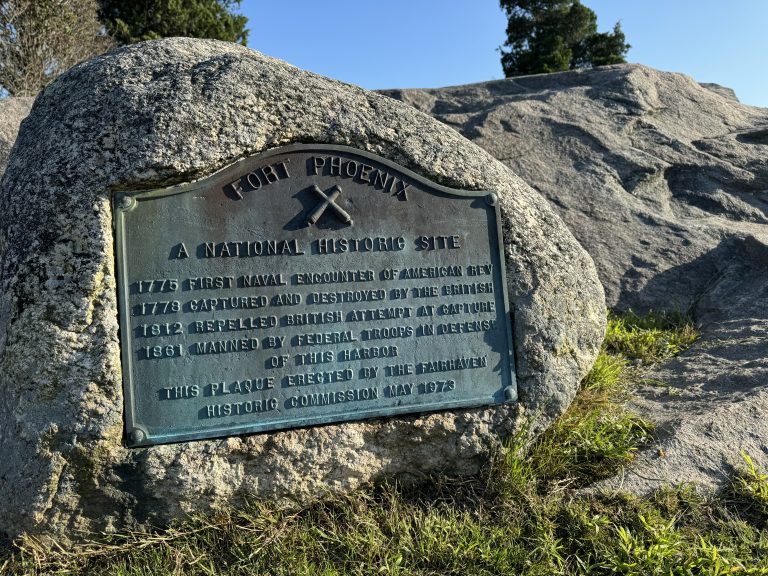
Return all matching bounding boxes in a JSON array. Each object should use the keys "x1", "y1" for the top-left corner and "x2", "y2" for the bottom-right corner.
[{"x1": 114, "y1": 144, "x2": 517, "y2": 447}]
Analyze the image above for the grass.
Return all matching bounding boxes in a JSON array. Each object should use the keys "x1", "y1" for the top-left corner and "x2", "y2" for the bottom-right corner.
[
  {"x1": 5, "y1": 310, "x2": 768, "y2": 575},
  {"x1": 603, "y1": 310, "x2": 700, "y2": 365}
]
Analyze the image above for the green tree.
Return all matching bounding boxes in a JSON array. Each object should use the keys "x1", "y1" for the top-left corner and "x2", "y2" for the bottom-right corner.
[
  {"x1": 99, "y1": 0, "x2": 248, "y2": 46},
  {"x1": 0, "y1": 0, "x2": 112, "y2": 96},
  {"x1": 499, "y1": 0, "x2": 629, "y2": 76}
]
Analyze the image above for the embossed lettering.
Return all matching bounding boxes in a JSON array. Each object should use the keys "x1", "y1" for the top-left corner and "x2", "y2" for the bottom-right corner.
[
  {"x1": 272, "y1": 293, "x2": 302, "y2": 306},
  {"x1": 246, "y1": 172, "x2": 262, "y2": 190},
  {"x1": 438, "y1": 320, "x2": 497, "y2": 334},
  {"x1": 240, "y1": 273, "x2": 286, "y2": 287},
  {"x1": 415, "y1": 235, "x2": 461, "y2": 250},
  {"x1": 285, "y1": 387, "x2": 379, "y2": 408},
  {"x1": 400, "y1": 266, "x2": 462, "y2": 279},
  {"x1": 201, "y1": 240, "x2": 305, "y2": 258},
  {"x1": 284, "y1": 369, "x2": 354, "y2": 387},
  {"x1": 385, "y1": 363, "x2": 413, "y2": 376},
  {"x1": 390, "y1": 288, "x2": 408, "y2": 299},
  {"x1": 261, "y1": 164, "x2": 279, "y2": 183},
  {"x1": 330, "y1": 156, "x2": 341, "y2": 175},
  {"x1": 361, "y1": 326, "x2": 414, "y2": 340},
  {"x1": 204, "y1": 398, "x2": 279, "y2": 418},
  {"x1": 294, "y1": 270, "x2": 374, "y2": 284},
  {"x1": 417, "y1": 380, "x2": 456, "y2": 394},
  {"x1": 358, "y1": 164, "x2": 373, "y2": 183},
  {"x1": 172, "y1": 243, "x2": 189, "y2": 259},
  {"x1": 135, "y1": 279, "x2": 179, "y2": 293},
  {"x1": 263, "y1": 336, "x2": 286, "y2": 348},
  {"x1": 394, "y1": 180, "x2": 410, "y2": 199},
  {"x1": 416, "y1": 305, "x2": 435, "y2": 317},
  {"x1": 347, "y1": 307, "x2": 412, "y2": 321},
  {"x1": 267, "y1": 355, "x2": 290, "y2": 368},
  {"x1": 441, "y1": 282, "x2": 494, "y2": 296},
  {"x1": 417, "y1": 324, "x2": 436, "y2": 336},
  {"x1": 187, "y1": 296, "x2": 267, "y2": 312},
  {"x1": 274, "y1": 160, "x2": 291, "y2": 178},
  {"x1": 337, "y1": 345, "x2": 398, "y2": 361},
  {"x1": 135, "y1": 300, "x2": 180, "y2": 315},
  {"x1": 344, "y1": 160, "x2": 357, "y2": 178},
  {"x1": 193, "y1": 338, "x2": 260, "y2": 355},
  {"x1": 311, "y1": 156, "x2": 325, "y2": 175},
  {"x1": 438, "y1": 301, "x2": 496, "y2": 315},
  {"x1": 283, "y1": 311, "x2": 343, "y2": 326},
  {"x1": 193, "y1": 316, "x2": 277, "y2": 333},
  {"x1": 417, "y1": 355, "x2": 488, "y2": 374},
  {"x1": 308, "y1": 289, "x2": 385, "y2": 304},
  {"x1": 226, "y1": 159, "x2": 291, "y2": 198},
  {"x1": 295, "y1": 351, "x2": 335, "y2": 365},
  {"x1": 315, "y1": 236, "x2": 406, "y2": 254},
  {"x1": 412, "y1": 286, "x2": 439, "y2": 298},
  {"x1": 360, "y1": 366, "x2": 378, "y2": 379},
  {"x1": 187, "y1": 276, "x2": 234, "y2": 290},
  {"x1": 385, "y1": 383, "x2": 414, "y2": 397},
  {"x1": 161, "y1": 385, "x2": 199, "y2": 400},
  {"x1": 372, "y1": 170, "x2": 392, "y2": 191},
  {"x1": 117, "y1": 147, "x2": 515, "y2": 446},
  {"x1": 138, "y1": 322, "x2": 184, "y2": 337},
  {"x1": 208, "y1": 378, "x2": 275, "y2": 395},
  {"x1": 467, "y1": 264, "x2": 493, "y2": 275},
  {"x1": 294, "y1": 331, "x2": 356, "y2": 346},
  {"x1": 140, "y1": 344, "x2": 183, "y2": 359}
]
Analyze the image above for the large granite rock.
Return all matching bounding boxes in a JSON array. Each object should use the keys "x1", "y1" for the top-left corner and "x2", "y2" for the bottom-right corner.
[
  {"x1": 0, "y1": 39, "x2": 604, "y2": 540},
  {"x1": 0, "y1": 97, "x2": 33, "y2": 176},
  {"x1": 386, "y1": 64, "x2": 768, "y2": 493}
]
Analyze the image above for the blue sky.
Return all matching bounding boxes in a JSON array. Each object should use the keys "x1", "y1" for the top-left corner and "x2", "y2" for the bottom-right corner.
[{"x1": 239, "y1": 0, "x2": 768, "y2": 108}]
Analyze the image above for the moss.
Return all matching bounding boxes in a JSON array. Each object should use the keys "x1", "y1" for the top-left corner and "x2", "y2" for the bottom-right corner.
[{"x1": 67, "y1": 442, "x2": 113, "y2": 495}]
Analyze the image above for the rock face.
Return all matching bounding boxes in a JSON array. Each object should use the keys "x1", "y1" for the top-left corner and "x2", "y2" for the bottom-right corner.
[
  {"x1": 602, "y1": 237, "x2": 768, "y2": 494},
  {"x1": 0, "y1": 97, "x2": 33, "y2": 176},
  {"x1": 386, "y1": 64, "x2": 768, "y2": 493},
  {"x1": 0, "y1": 39, "x2": 604, "y2": 540}
]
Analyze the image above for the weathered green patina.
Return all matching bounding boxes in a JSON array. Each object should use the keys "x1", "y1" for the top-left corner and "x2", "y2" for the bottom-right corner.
[{"x1": 115, "y1": 144, "x2": 517, "y2": 447}]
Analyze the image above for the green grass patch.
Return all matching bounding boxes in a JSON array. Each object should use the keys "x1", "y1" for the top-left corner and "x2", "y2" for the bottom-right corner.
[
  {"x1": 519, "y1": 310, "x2": 692, "y2": 490},
  {"x1": 604, "y1": 310, "x2": 700, "y2": 364},
  {"x1": 10, "y1": 311, "x2": 767, "y2": 576}
]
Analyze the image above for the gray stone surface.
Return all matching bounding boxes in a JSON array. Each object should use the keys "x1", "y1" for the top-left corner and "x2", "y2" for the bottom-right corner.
[
  {"x1": 699, "y1": 82, "x2": 739, "y2": 102},
  {"x1": 598, "y1": 237, "x2": 768, "y2": 494},
  {"x1": 0, "y1": 39, "x2": 604, "y2": 540},
  {"x1": 0, "y1": 97, "x2": 33, "y2": 176},
  {"x1": 385, "y1": 64, "x2": 768, "y2": 494}
]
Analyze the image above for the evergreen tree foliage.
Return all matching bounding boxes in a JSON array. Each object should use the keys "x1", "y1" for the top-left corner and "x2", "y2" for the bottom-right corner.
[
  {"x1": 499, "y1": 0, "x2": 629, "y2": 76},
  {"x1": 0, "y1": 0, "x2": 112, "y2": 96},
  {"x1": 99, "y1": 0, "x2": 248, "y2": 46}
]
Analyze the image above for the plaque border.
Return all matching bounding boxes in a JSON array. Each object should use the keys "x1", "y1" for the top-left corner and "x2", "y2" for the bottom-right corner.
[{"x1": 114, "y1": 144, "x2": 517, "y2": 447}]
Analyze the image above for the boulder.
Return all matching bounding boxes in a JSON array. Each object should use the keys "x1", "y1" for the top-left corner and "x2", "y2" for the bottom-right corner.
[
  {"x1": 0, "y1": 39, "x2": 604, "y2": 540},
  {"x1": 386, "y1": 64, "x2": 768, "y2": 493}
]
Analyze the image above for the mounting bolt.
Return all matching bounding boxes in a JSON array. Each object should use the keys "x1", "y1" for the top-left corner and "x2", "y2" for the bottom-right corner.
[
  {"x1": 486, "y1": 193, "x2": 498, "y2": 206},
  {"x1": 503, "y1": 386, "x2": 518, "y2": 403},
  {"x1": 120, "y1": 196, "x2": 134, "y2": 210},
  {"x1": 129, "y1": 428, "x2": 146, "y2": 444}
]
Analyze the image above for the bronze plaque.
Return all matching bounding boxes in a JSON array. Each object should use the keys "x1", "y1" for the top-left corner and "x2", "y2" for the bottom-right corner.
[{"x1": 114, "y1": 144, "x2": 517, "y2": 447}]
